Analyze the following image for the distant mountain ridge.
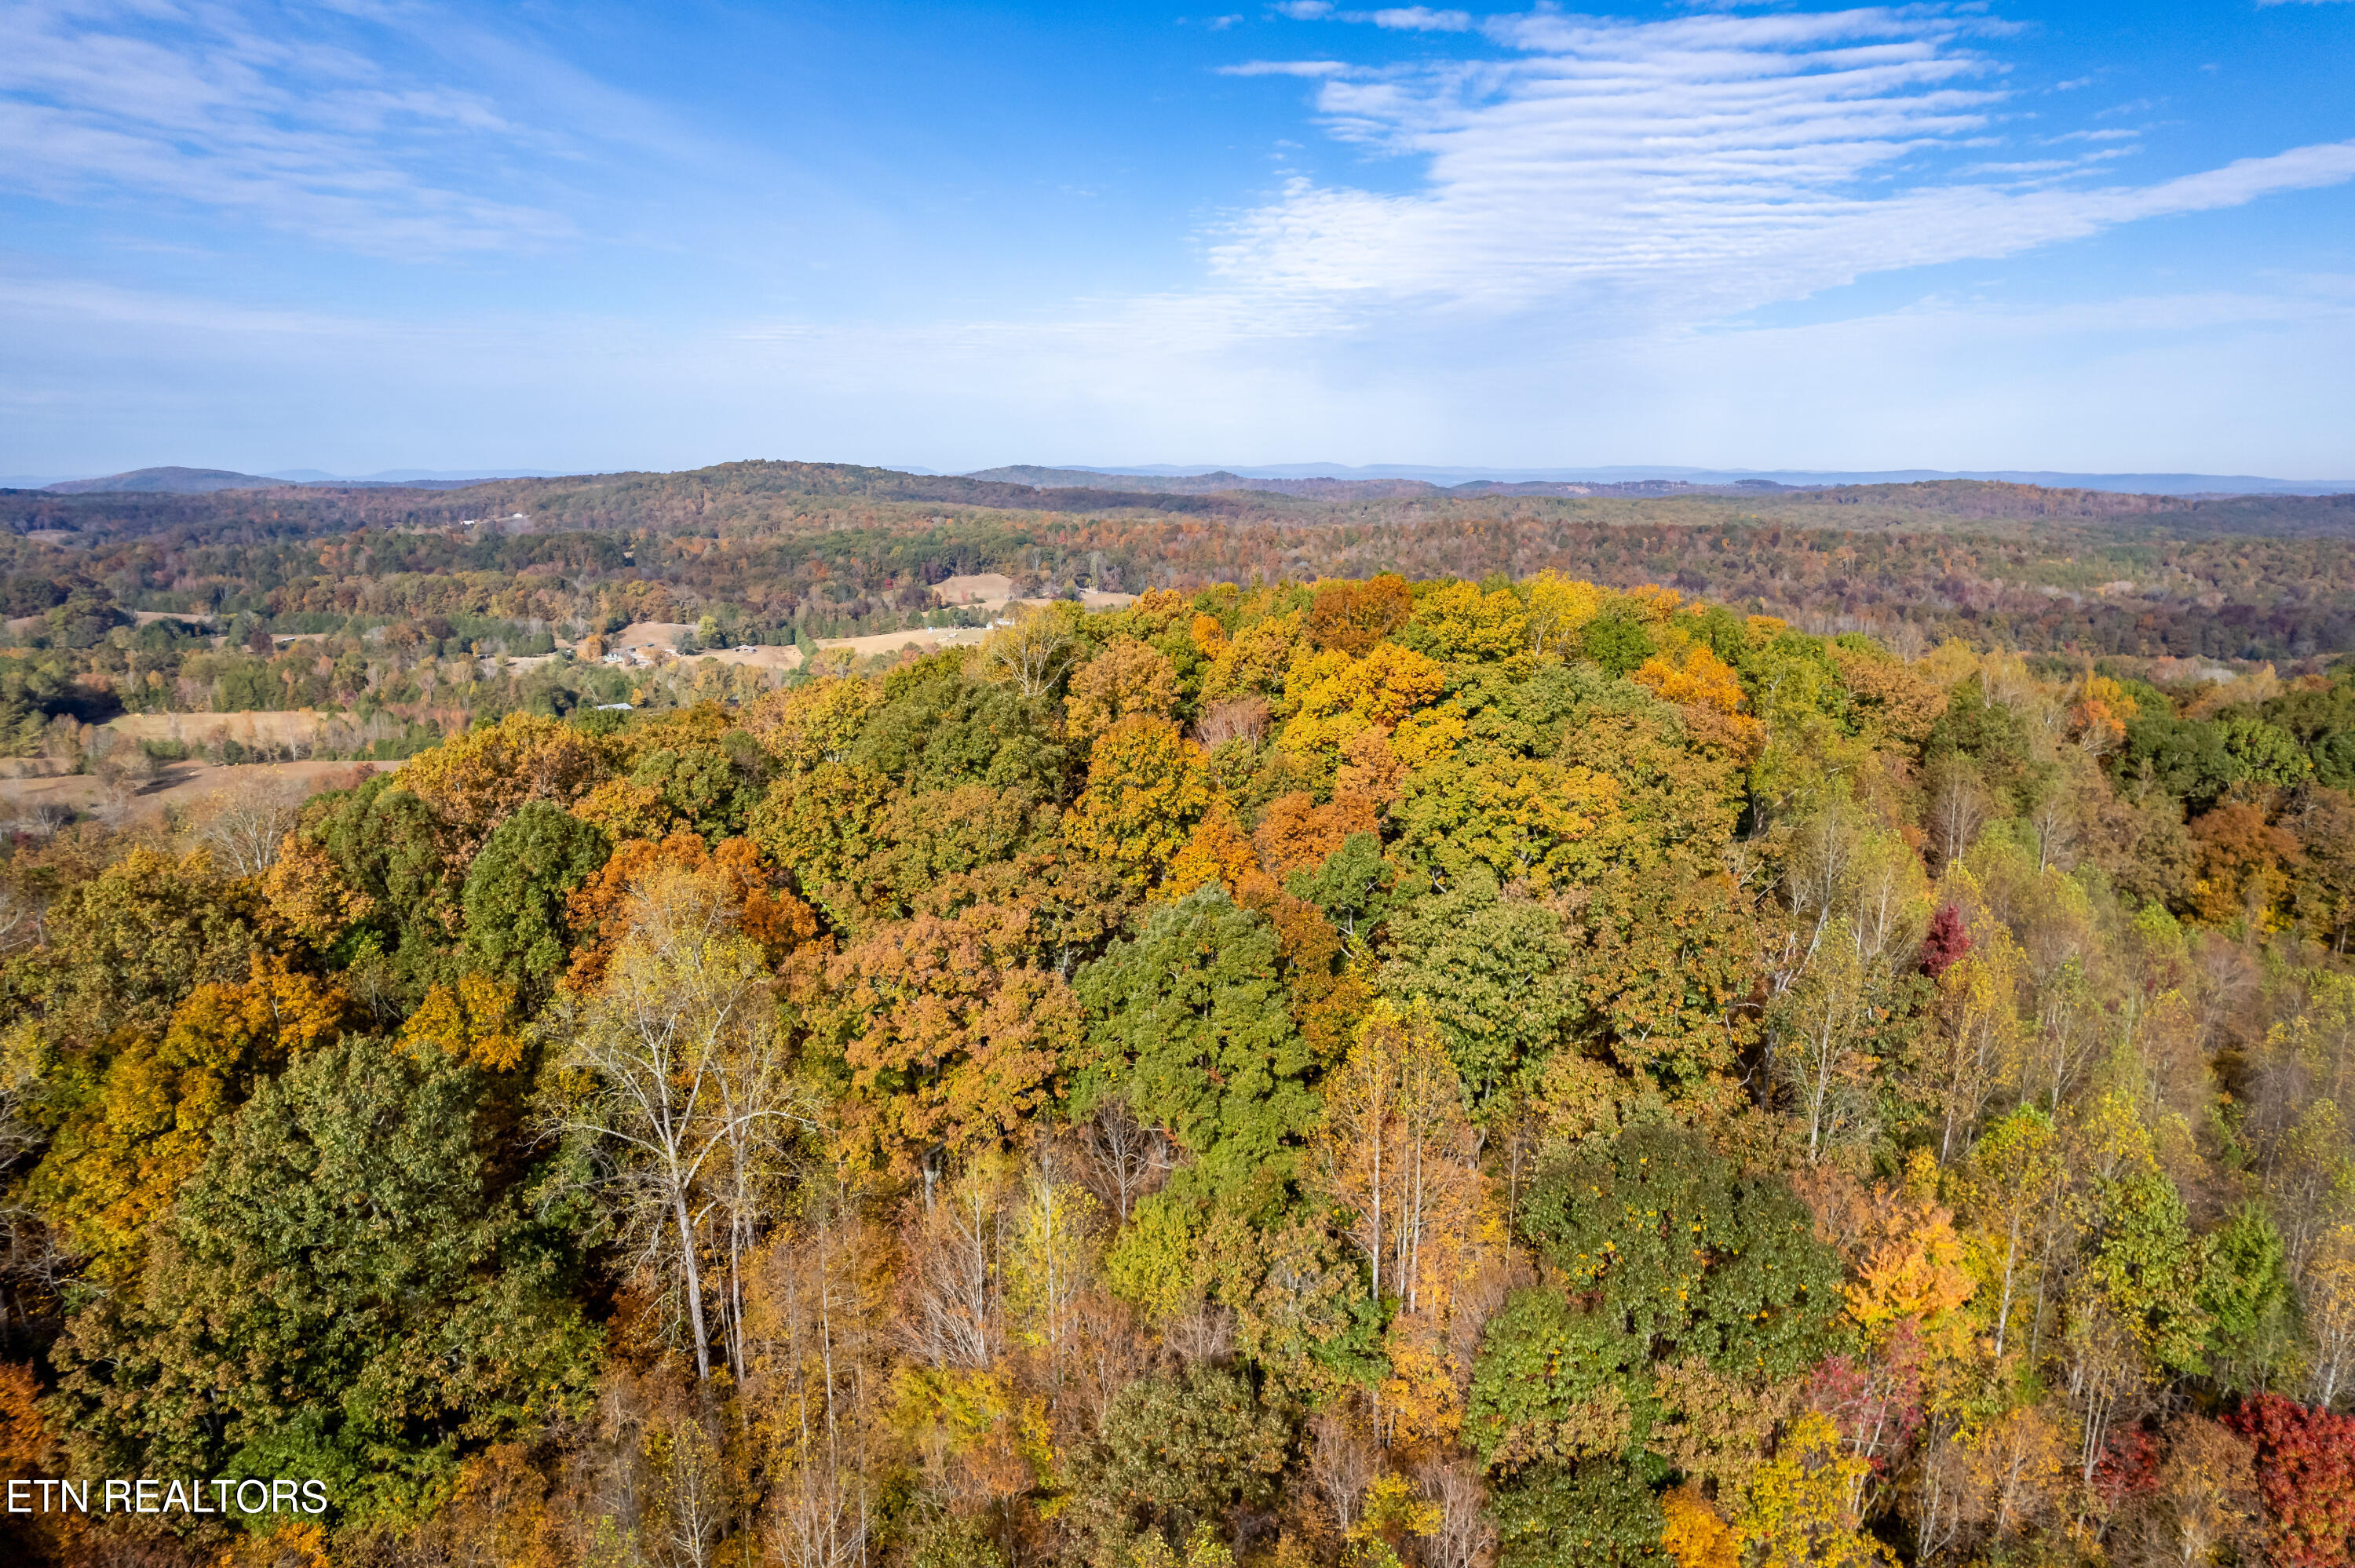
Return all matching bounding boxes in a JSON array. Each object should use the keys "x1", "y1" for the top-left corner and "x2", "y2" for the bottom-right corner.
[
  {"x1": 42, "y1": 466, "x2": 283, "y2": 494},
  {"x1": 1010, "y1": 463, "x2": 2354, "y2": 498},
  {"x1": 24, "y1": 460, "x2": 2350, "y2": 501},
  {"x1": 34, "y1": 465, "x2": 563, "y2": 494},
  {"x1": 9, "y1": 459, "x2": 2352, "y2": 555},
  {"x1": 966, "y1": 465, "x2": 1809, "y2": 500}
]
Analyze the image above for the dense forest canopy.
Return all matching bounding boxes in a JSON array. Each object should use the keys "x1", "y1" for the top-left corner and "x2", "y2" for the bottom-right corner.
[{"x1": 2, "y1": 555, "x2": 2354, "y2": 1568}]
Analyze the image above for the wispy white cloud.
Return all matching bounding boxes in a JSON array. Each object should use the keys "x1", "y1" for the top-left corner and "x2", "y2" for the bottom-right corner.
[
  {"x1": 0, "y1": 0, "x2": 578, "y2": 253},
  {"x1": 1272, "y1": 2, "x2": 1473, "y2": 30},
  {"x1": 1364, "y1": 8, "x2": 1473, "y2": 31},
  {"x1": 5, "y1": 2, "x2": 2349, "y2": 476},
  {"x1": 1219, "y1": 60, "x2": 1357, "y2": 76},
  {"x1": 1197, "y1": 6, "x2": 2355, "y2": 329}
]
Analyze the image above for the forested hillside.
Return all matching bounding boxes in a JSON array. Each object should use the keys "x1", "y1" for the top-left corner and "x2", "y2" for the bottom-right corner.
[
  {"x1": 4, "y1": 468, "x2": 2353, "y2": 735},
  {"x1": 4, "y1": 572, "x2": 2353, "y2": 1568}
]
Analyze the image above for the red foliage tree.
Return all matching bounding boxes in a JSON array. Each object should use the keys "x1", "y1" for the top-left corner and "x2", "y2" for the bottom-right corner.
[
  {"x1": 1919, "y1": 902, "x2": 1971, "y2": 978},
  {"x1": 2224, "y1": 1394, "x2": 2355, "y2": 1568}
]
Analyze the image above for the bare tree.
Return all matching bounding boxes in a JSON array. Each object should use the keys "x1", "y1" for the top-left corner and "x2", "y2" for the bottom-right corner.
[
  {"x1": 893, "y1": 1167, "x2": 1002, "y2": 1372},
  {"x1": 1416, "y1": 1457, "x2": 1497, "y2": 1568},
  {"x1": 769, "y1": 1464, "x2": 871, "y2": 1568},
  {"x1": 3, "y1": 793, "x2": 66, "y2": 841},
  {"x1": 2111, "y1": 1418, "x2": 2262, "y2": 1568},
  {"x1": 755, "y1": 1180, "x2": 885, "y2": 1568},
  {"x1": 647, "y1": 1409, "x2": 728, "y2": 1568},
  {"x1": 188, "y1": 772, "x2": 309, "y2": 877},
  {"x1": 1773, "y1": 921, "x2": 1875, "y2": 1165},
  {"x1": 0, "y1": 881, "x2": 39, "y2": 954},
  {"x1": 1306, "y1": 1407, "x2": 1379, "y2": 1541},
  {"x1": 0, "y1": 1052, "x2": 66, "y2": 1339},
  {"x1": 2300, "y1": 1221, "x2": 2355, "y2": 1409},
  {"x1": 978, "y1": 603, "x2": 1077, "y2": 697},
  {"x1": 1160, "y1": 1300, "x2": 1235, "y2": 1367},
  {"x1": 1068, "y1": 1099, "x2": 1173, "y2": 1224},
  {"x1": 1192, "y1": 696, "x2": 1270, "y2": 751},
  {"x1": 1924, "y1": 758, "x2": 1989, "y2": 871},
  {"x1": 558, "y1": 863, "x2": 807, "y2": 1380},
  {"x1": 1783, "y1": 801, "x2": 1864, "y2": 965}
]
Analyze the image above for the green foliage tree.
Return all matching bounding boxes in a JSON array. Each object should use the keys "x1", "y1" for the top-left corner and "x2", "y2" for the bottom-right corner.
[
  {"x1": 1076, "y1": 888, "x2": 1318, "y2": 1198},
  {"x1": 849, "y1": 655, "x2": 1070, "y2": 796},
  {"x1": 2198, "y1": 1202, "x2": 2299, "y2": 1391},
  {"x1": 1378, "y1": 874, "x2": 1580, "y2": 1110},
  {"x1": 628, "y1": 740, "x2": 763, "y2": 841},
  {"x1": 1579, "y1": 613, "x2": 1657, "y2": 678},
  {"x1": 1489, "y1": 1459, "x2": 1667, "y2": 1568},
  {"x1": 1513, "y1": 1124, "x2": 1843, "y2": 1381},
  {"x1": 1287, "y1": 830, "x2": 1397, "y2": 940},
  {"x1": 1061, "y1": 1366, "x2": 1290, "y2": 1556},
  {"x1": 304, "y1": 773, "x2": 467, "y2": 971},
  {"x1": 7, "y1": 846, "x2": 260, "y2": 1048},
  {"x1": 461, "y1": 801, "x2": 611, "y2": 986},
  {"x1": 2087, "y1": 1170, "x2": 2212, "y2": 1376},
  {"x1": 51, "y1": 1034, "x2": 598, "y2": 1523}
]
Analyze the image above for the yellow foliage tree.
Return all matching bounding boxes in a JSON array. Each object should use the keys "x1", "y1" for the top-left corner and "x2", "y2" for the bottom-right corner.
[
  {"x1": 1623, "y1": 584, "x2": 1685, "y2": 625},
  {"x1": 1844, "y1": 1187, "x2": 1977, "y2": 1365},
  {"x1": 260, "y1": 834, "x2": 375, "y2": 950},
  {"x1": 980, "y1": 600, "x2": 1087, "y2": 697},
  {"x1": 1163, "y1": 797, "x2": 1266, "y2": 903},
  {"x1": 399, "y1": 971, "x2": 528, "y2": 1071},
  {"x1": 1661, "y1": 1483, "x2": 1741, "y2": 1568},
  {"x1": 1524, "y1": 573, "x2": 1606, "y2": 657},
  {"x1": 400, "y1": 711, "x2": 609, "y2": 835},
  {"x1": 1634, "y1": 644, "x2": 1746, "y2": 716},
  {"x1": 25, "y1": 953, "x2": 346, "y2": 1286},
  {"x1": 1067, "y1": 636, "x2": 1181, "y2": 742},
  {"x1": 569, "y1": 776, "x2": 681, "y2": 843},
  {"x1": 1202, "y1": 611, "x2": 1304, "y2": 704},
  {"x1": 743, "y1": 674, "x2": 882, "y2": 772},
  {"x1": 2068, "y1": 674, "x2": 2139, "y2": 756},
  {"x1": 1280, "y1": 642, "x2": 1448, "y2": 761},
  {"x1": 1404, "y1": 582, "x2": 1530, "y2": 669},
  {"x1": 1736, "y1": 1413, "x2": 1894, "y2": 1568},
  {"x1": 1065, "y1": 716, "x2": 1214, "y2": 892}
]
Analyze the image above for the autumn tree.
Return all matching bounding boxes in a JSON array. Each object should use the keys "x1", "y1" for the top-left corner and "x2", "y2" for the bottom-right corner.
[
  {"x1": 1309, "y1": 575, "x2": 1414, "y2": 656},
  {"x1": 24, "y1": 952, "x2": 345, "y2": 1287},
  {"x1": 1065, "y1": 716, "x2": 1213, "y2": 892},
  {"x1": 1067, "y1": 636, "x2": 1181, "y2": 741},
  {"x1": 1061, "y1": 1366, "x2": 1290, "y2": 1559},
  {"x1": 400, "y1": 709, "x2": 609, "y2": 840},
  {"x1": 2222, "y1": 1395, "x2": 2355, "y2": 1568},
  {"x1": 826, "y1": 901, "x2": 1079, "y2": 1175},
  {"x1": 1313, "y1": 1003, "x2": 1486, "y2": 1446}
]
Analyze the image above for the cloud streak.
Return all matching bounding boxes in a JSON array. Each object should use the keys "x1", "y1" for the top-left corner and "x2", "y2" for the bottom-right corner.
[
  {"x1": 0, "y1": 0, "x2": 575, "y2": 253},
  {"x1": 1203, "y1": 5, "x2": 2355, "y2": 329}
]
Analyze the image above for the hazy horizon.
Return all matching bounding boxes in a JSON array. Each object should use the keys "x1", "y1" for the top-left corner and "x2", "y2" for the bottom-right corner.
[{"x1": 12, "y1": 457, "x2": 2355, "y2": 498}]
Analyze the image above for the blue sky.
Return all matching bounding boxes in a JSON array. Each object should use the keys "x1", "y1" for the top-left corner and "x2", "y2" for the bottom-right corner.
[{"x1": 3, "y1": 1, "x2": 2352, "y2": 480}]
